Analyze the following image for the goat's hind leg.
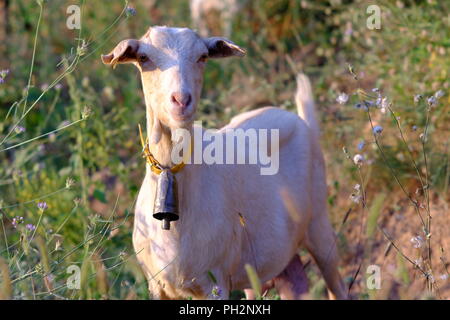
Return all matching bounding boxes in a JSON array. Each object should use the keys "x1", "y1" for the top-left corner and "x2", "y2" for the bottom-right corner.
[
  {"x1": 273, "y1": 254, "x2": 309, "y2": 299},
  {"x1": 305, "y1": 214, "x2": 348, "y2": 300},
  {"x1": 244, "y1": 255, "x2": 308, "y2": 300}
]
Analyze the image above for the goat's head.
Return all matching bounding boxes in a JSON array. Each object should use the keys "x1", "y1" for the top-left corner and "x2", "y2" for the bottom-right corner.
[{"x1": 101, "y1": 26, "x2": 245, "y2": 131}]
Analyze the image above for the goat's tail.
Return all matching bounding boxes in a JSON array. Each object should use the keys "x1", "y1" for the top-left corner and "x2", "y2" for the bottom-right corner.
[{"x1": 295, "y1": 73, "x2": 319, "y2": 138}]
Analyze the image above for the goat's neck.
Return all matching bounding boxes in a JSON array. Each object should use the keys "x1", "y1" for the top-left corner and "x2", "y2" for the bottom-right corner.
[{"x1": 146, "y1": 106, "x2": 192, "y2": 169}]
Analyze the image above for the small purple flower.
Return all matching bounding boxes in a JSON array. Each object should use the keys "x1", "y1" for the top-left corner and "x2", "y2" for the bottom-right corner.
[
  {"x1": 15, "y1": 126, "x2": 26, "y2": 134},
  {"x1": 12, "y1": 216, "x2": 24, "y2": 228},
  {"x1": 55, "y1": 83, "x2": 63, "y2": 90},
  {"x1": 336, "y1": 93, "x2": 349, "y2": 105},
  {"x1": 410, "y1": 235, "x2": 423, "y2": 249},
  {"x1": 357, "y1": 140, "x2": 365, "y2": 150},
  {"x1": 0, "y1": 69, "x2": 9, "y2": 83},
  {"x1": 434, "y1": 90, "x2": 444, "y2": 99},
  {"x1": 37, "y1": 201, "x2": 48, "y2": 211},
  {"x1": 427, "y1": 95, "x2": 437, "y2": 107},
  {"x1": 26, "y1": 224, "x2": 36, "y2": 231},
  {"x1": 126, "y1": 6, "x2": 136, "y2": 17},
  {"x1": 373, "y1": 125, "x2": 383, "y2": 135},
  {"x1": 353, "y1": 154, "x2": 364, "y2": 166},
  {"x1": 376, "y1": 96, "x2": 382, "y2": 106},
  {"x1": 211, "y1": 285, "x2": 222, "y2": 298}
]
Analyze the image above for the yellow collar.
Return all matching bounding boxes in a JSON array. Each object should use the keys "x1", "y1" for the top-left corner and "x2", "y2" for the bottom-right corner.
[{"x1": 138, "y1": 124, "x2": 188, "y2": 175}]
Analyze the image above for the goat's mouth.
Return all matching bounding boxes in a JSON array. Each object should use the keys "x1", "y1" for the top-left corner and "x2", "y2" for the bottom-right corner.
[
  {"x1": 169, "y1": 109, "x2": 195, "y2": 125},
  {"x1": 169, "y1": 113, "x2": 195, "y2": 127}
]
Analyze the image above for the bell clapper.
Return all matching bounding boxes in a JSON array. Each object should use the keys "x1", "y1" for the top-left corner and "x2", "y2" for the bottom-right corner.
[{"x1": 162, "y1": 218, "x2": 171, "y2": 230}]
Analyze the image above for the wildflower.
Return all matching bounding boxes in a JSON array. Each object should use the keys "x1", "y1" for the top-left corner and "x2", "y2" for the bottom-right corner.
[
  {"x1": 126, "y1": 6, "x2": 137, "y2": 17},
  {"x1": 55, "y1": 83, "x2": 63, "y2": 90},
  {"x1": 119, "y1": 251, "x2": 127, "y2": 261},
  {"x1": 350, "y1": 184, "x2": 362, "y2": 203},
  {"x1": 373, "y1": 125, "x2": 383, "y2": 135},
  {"x1": 66, "y1": 177, "x2": 75, "y2": 189},
  {"x1": 427, "y1": 95, "x2": 437, "y2": 107},
  {"x1": 426, "y1": 272, "x2": 435, "y2": 284},
  {"x1": 353, "y1": 154, "x2": 364, "y2": 166},
  {"x1": 413, "y1": 94, "x2": 423, "y2": 103},
  {"x1": 0, "y1": 69, "x2": 9, "y2": 83},
  {"x1": 37, "y1": 201, "x2": 48, "y2": 212},
  {"x1": 40, "y1": 83, "x2": 49, "y2": 91},
  {"x1": 380, "y1": 97, "x2": 389, "y2": 113},
  {"x1": 372, "y1": 88, "x2": 380, "y2": 93},
  {"x1": 77, "y1": 40, "x2": 88, "y2": 57},
  {"x1": 356, "y1": 101, "x2": 371, "y2": 110},
  {"x1": 440, "y1": 274, "x2": 449, "y2": 281},
  {"x1": 419, "y1": 133, "x2": 426, "y2": 142},
  {"x1": 81, "y1": 106, "x2": 92, "y2": 119},
  {"x1": 336, "y1": 93, "x2": 349, "y2": 105},
  {"x1": 58, "y1": 120, "x2": 71, "y2": 128},
  {"x1": 211, "y1": 285, "x2": 222, "y2": 298},
  {"x1": 350, "y1": 194, "x2": 361, "y2": 204},
  {"x1": 376, "y1": 96, "x2": 382, "y2": 106},
  {"x1": 364, "y1": 100, "x2": 375, "y2": 108},
  {"x1": 12, "y1": 216, "x2": 24, "y2": 228},
  {"x1": 414, "y1": 258, "x2": 423, "y2": 268},
  {"x1": 434, "y1": 89, "x2": 444, "y2": 99},
  {"x1": 15, "y1": 126, "x2": 25, "y2": 134},
  {"x1": 357, "y1": 140, "x2": 365, "y2": 150},
  {"x1": 73, "y1": 197, "x2": 81, "y2": 206},
  {"x1": 0, "y1": 69, "x2": 9, "y2": 78},
  {"x1": 410, "y1": 235, "x2": 423, "y2": 249},
  {"x1": 26, "y1": 224, "x2": 36, "y2": 231},
  {"x1": 412, "y1": 125, "x2": 417, "y2": 131}
]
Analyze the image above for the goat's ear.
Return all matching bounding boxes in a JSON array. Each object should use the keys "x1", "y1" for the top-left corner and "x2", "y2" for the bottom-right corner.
[
  {"x1": 203, "y1": 37, "x2": 246, "y2": 59},
  {"x1": 101, "y1": 39, "x2": 140, "y2": 67}
]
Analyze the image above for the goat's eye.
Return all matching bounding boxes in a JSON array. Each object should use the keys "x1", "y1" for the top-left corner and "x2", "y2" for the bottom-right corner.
[
  {"x1": 138, "y1": 54, "x2": 149, "y2": 63},
  {"x1": 197, "y1": 54, "x2": 208, "y2": 63}
]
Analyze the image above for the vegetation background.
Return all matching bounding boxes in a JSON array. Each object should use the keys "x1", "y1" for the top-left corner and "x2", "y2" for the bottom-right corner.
[{"x1": 0, "y1": 0, "x2": 448, "y2": 299}]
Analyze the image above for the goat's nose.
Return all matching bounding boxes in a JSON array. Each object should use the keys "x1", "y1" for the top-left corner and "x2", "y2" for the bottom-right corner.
[{"x1": 171, "y1": 91, "x2": 192, "y2": 108}]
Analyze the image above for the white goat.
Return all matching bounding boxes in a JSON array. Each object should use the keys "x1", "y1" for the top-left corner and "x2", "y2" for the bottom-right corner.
[{"x1": 102, "y1": 26, "x2": 347, "y2": 300}]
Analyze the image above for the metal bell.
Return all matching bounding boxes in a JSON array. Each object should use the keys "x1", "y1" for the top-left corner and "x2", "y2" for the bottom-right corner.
[{"x1": 153, "y1": 169, "x2": 179, "y2": 230}]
